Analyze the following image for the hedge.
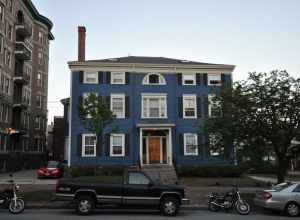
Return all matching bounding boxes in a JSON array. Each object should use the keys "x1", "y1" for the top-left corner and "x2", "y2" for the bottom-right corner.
[
  {"x1": 64, "y1": 165, "x2": 127, "y2": 178},
  {"x1": 176, "y1": 165, "x2": 244, "y2": 177}
]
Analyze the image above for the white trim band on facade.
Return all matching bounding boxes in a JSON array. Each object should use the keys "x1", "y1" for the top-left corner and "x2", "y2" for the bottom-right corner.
[{"x1": 136, "y1": 123, "x2": 176, "y2": 128}]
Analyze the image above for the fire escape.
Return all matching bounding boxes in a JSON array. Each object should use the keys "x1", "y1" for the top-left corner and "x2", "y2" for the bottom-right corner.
[{"x1": 11, "y1": 11, "x2": 32, "y2": 151}]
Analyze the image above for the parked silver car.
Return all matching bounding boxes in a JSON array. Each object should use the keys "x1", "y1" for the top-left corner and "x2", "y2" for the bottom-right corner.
[{"x1": 254, "y1": 182, "x2": 300, "y2": 216}]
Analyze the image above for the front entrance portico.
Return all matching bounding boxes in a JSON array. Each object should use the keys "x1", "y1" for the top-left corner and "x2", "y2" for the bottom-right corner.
[{"x1": 137, "y1": 124, "x2": 174, "y2": 166}]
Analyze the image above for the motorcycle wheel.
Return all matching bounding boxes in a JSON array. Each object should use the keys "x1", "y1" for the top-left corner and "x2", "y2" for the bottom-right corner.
[
  {"x1": 235, "y1": 200, "x2": 250, "y2": 215},
  {"x1": 208, "y1": 200, "x2": 221, "y2": 212},
  {"x1": 8, "y1": 199, "x2": 25, "y2": 214}
]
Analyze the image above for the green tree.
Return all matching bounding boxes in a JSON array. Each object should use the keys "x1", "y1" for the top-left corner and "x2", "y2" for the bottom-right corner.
[
  {"x1": 77, "y1": 93, "x2": 114, "y2": 153},
  {"x1": 205, "y1": 70, "x2": 300, "y2": 183}
]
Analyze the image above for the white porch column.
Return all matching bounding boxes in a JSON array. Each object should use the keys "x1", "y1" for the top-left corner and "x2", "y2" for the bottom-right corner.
[
  {"x1": 168, "y1": 128, "x2": 173, "y2": 165},
  {"x1": 139, "y1": 128, "x2": 143, "y2": 166}
]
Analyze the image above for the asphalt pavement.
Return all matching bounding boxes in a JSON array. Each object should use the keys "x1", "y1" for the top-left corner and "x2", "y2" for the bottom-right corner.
[{"x1": 0, "y1": 209, "x2": 293, "y2": 220}]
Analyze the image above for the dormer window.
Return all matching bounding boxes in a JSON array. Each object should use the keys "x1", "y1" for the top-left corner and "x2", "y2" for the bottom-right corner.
[{"x1": 142, "y1": 73, "x2": 166, "y2": 85}]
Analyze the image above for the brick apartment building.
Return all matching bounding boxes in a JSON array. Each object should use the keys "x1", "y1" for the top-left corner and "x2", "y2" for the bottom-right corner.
[{"x1": 0, "y1": 0, "x2": 54, "y2": 171}]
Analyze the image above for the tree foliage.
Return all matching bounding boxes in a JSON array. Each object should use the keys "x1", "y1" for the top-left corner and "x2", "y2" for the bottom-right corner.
[
  {"x1": 77, "y1": 93, "x2": 114, "y2": 145},
  {"x1": 204, "y1": 70, "x2": 300, "y2": 183}
]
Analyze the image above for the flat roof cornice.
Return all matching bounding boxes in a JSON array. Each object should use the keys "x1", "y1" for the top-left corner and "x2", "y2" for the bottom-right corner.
[{"x1": 68, "y1": 61, "x2": 235, "y2": 73}]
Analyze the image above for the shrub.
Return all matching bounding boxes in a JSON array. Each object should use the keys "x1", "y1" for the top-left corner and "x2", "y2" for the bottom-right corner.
[
  {"x1": 239, "y1": 161, "x2": 277, "y2": 174},
  {"x1": 177, "y1": 165, "x2": 244, "y2": 177},
  {"x1": 64, "y1": 165, "x2": 127, "y2": 178}
]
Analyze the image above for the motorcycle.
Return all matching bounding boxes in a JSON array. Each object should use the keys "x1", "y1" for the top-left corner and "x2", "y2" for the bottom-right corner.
[
  {"x1": 0, "y1": 174, "x2": 25, "y2": 214},
  {"x1": 207, "y1": 185, "x2": 250, "y2": 215}
]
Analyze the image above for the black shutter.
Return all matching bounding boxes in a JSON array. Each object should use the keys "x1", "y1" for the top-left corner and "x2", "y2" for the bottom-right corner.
[
  {"x1": 178, "y1": 97, "x2": 183, "y2": 118},
  {"x1": 179, "y1": 134, "x2": 184, "y2": 155},
  {"x1": 106, "y1": 71, "x2": 111, "y2": 84},
  {"x1": 177, "y1": 73, "x2": 182, "y2": 85},
  {"x1": 202, "y1": 73, "x2": 208, "y2": 86},
  {"x1": 125, "y1": 72, "x2": 130, "y2": 84},
  {"x1": 221, "y1": 73, "x2": 226, "y2": 86},
  {"x1": 106, "y1": 96, "x2": 111, "y2": 109},
  {"x1": 196, "y1": 73, "x2": 201, "y2": 85},
  {"x1": 79, "y1": 71, "x2": 83, "y2": 84},
  {"x1": 204, "y1": 96, "x2": 209, "y2": 118},
  {"x1": 98, "y1": 71, "x2": 104, "y2": 84},
  {"x1": 96, "y1": 134, "x2": 102, "y2": 156},
  {"x1": 78, "y1": 95, "x2": 83, "y2": 106},
  {"x1": 125, "y1": 134, "x2": 130, "y2": 156},
  {"x1": 197, "y1": 97, "x2": 202, "y2": 118},
  {"x1": 125, "y1": 96, "x2": 130, "y2": 118},
  {"x1": 197, "y1": 134, "x2": 202, "y2": 157},
  {"x1": 77, "y1": 134, "x2": 82, "y2": 157},
  {"x1": 105, "y1": 134, "x2": 110, "y2": 156}
]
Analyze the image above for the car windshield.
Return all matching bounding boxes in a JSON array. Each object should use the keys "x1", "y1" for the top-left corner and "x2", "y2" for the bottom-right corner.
[
  {"x1": 271, "y1": 182, "x2": 293, "y2": 191},
  {"x1": 47, "y1": 161, "x2": 59, "y2": 168}
]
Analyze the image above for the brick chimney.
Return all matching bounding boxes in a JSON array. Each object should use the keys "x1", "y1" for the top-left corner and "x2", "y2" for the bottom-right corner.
[{"x1": 78, "y1": 26, "x2": 86, "y2": 62}]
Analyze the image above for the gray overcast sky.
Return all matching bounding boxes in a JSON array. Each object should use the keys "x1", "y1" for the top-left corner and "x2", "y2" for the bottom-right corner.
[{"x1": 31, "y1": 0, "x2": 300, "y2": 123}]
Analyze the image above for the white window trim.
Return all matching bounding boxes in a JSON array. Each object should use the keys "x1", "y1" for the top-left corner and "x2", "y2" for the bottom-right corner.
[
  {"x1": 182, "y1": 73, "x2": 196, "y2": 85},
  {"x1": 110, "y1": 133, "x2": 125, "y2": 157},
  {"x1": 208, "y1": 74, "x2": 222, "y2": 86},
  {"x1": 208, "y1": 94, "x2": 221, "y2": 118},
  {"x1": 184, "y1": 133, "x2": 198, "y2": 156},
  {"x1": 110, "y1": 94, "x2": 125, "y2": 119},
  {"x1": 142, "y1": 73, "x2": 166, "y2": 85},
  {"x1": 141, "y1": 93, "x2": 167, "y2": 119},
  {"x1": 111, "y1": 72, "x2": 125, "y2": 85},
  {"x1": 82, "y1": 134, "x2": 97, "y2": 157},
  {"x1": 183, "y1": 94, "x2": 197, "y2": 119},
  {"x1": 83, "y1": 71, "x2": 98, "y2": 84}
]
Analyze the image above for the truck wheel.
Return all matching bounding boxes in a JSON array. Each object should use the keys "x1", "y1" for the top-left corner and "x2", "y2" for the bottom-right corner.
[
  {"x1": 76, "y1": 195, "x2": 95, "y2": 215},
  {"x1": 160, "y1": 197, "x2": 179, "y2": 216}
]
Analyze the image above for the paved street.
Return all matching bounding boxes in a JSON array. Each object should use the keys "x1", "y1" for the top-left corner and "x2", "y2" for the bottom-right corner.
[{"x1": 0, "y1": 209, "x2": 293, "y2": 220}]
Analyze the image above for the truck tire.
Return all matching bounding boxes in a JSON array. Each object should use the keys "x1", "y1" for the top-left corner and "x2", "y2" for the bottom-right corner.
[
  {"x1": 76, "y1": 195, "x2": 95, "y2": 215},
  {"x1": 160, "y1": 197, "x2": 179, "y2": 216}
]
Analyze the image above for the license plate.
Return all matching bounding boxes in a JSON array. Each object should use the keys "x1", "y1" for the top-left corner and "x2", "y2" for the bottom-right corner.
[{"x1": 45, "y1": 173, "x2": 50, "y2": 176}]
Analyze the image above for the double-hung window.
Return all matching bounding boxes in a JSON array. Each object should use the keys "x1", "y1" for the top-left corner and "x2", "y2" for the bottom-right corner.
[
  {"x1": 142, "y1": 94, "x2": 167, "y2": 118},
  {"x1": 82, "y1": 134, "x2": 96, "y2": 157},
  {"x1": 208, "y1": 74, "x2": 222, "y2": 86},
  {"x1": 184, "y1": 133, "x2": 198, "y2": 156},
  {"x1": 208, "y1": 94, "x2": 222, "y2": 117},
  {"x1": 83, "y1": 71, "x2": 98, "y2": 84},
  {"x1": 111, "y1": 94, "x2": 125, "y2": 118},
  {"x1": 182, "y1": 73, "x2": 196, "y2": 85},
  {"x1": 110, "y1": 133, "x2": 125, "y2": 157},
  {"x1": 183, "y1": 95, "x2": 197, "y2": 118},
  {"x1": 111, "y1": 72, "x2": 125, "y2": 84}
]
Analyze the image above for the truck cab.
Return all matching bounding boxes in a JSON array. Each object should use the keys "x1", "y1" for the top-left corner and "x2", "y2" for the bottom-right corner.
[{"x1": 56, "y1": 168, "x2": 189, "y2": 216}]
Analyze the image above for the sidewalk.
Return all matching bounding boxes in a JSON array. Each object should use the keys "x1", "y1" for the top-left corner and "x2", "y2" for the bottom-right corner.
[{"x1": 0, "y1": 170, "x2": 57, "y2": 185}]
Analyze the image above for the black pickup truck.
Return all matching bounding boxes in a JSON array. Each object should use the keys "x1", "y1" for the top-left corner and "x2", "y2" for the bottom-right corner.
[{"x1": 56, "y1": 168, "x2": 189, "y2": 216}]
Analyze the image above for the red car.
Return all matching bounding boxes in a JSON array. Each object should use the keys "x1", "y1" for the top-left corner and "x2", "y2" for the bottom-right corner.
[{"x1": 37, "y1": 161, "x2": 63, "y2": 178}]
